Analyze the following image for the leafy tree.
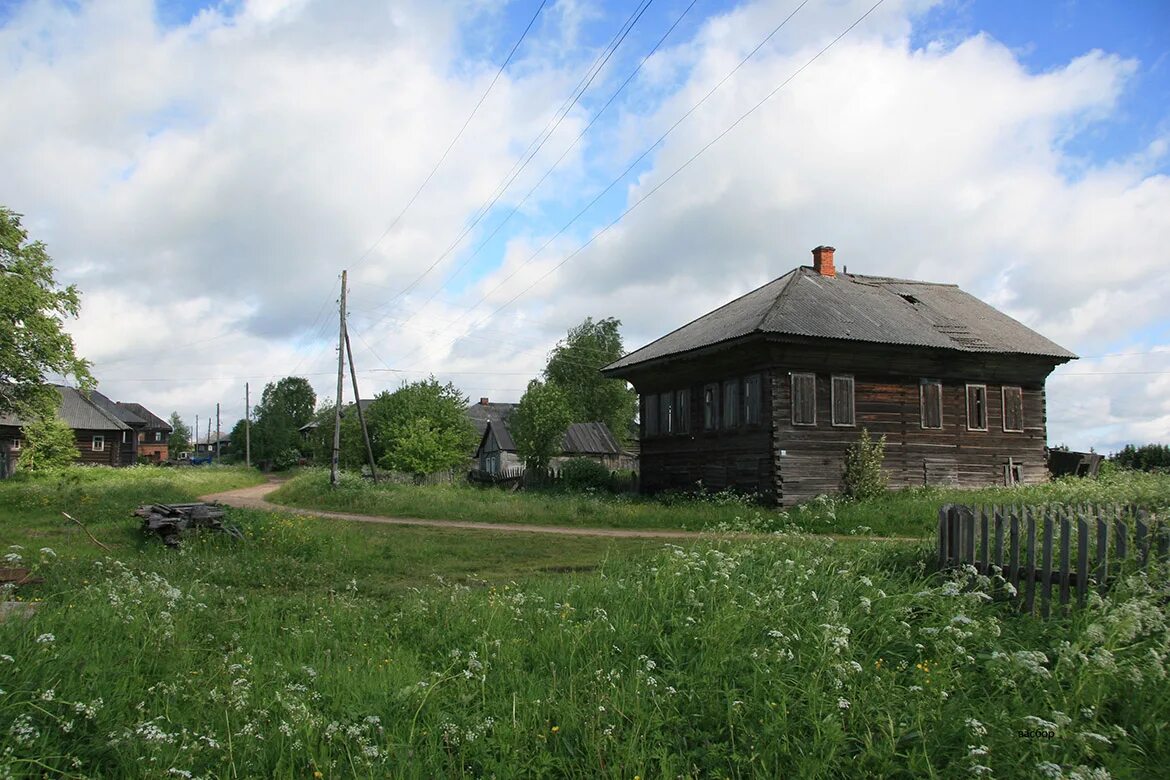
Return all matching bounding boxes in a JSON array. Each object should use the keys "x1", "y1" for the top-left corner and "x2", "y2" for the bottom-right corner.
[
  {"x1": 843, "y1": 427, "x2": 887, "y2": 500},
  {"x1": 18, "y1": 415, "x2": 78, "y2": 471},
  {"x1": 167, "y1": 412, "x2": 191, "y2": 456},
  {"x1": 366, "y1": 378, "x2": 477, "y2": 477},
  {"x1": 251, "y1": 377, "x2": 316, "y2": 463},
  {"x1": 304, "y1": 401, "x2": 366, "y2": 468},
  {"x1": 1110, "y1": 444, "x2": 1170, "y2": 472},
  {"x1": 544, "y1": 317, "x2": 636, "y2": 442},
  {"x1": 512, "y1": 380, "x2": 571, "y2": 470},
  {"x1": 1, "y1": 207, "x2": 94, "y2": 418}
]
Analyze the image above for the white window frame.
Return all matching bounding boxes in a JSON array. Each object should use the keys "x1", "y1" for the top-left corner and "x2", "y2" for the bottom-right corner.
[
  {"x1": 920, "y1": 381, "x2": 943, "y2": 430},
  {"x1": 155, "y1": 431, "x2": 163, "y2": 442},
  {"x1": 831, "y1": 375, "x2": 856, "y2": 427},
  {"x1": 791, "y1": 373, "x2": 816, "y2": 427},
  {"x1": 10, "y1": 438, "x2": 20, "y2": 451},
  {"x1": 1002, "y1": 386, "x2": 1024, "y2": 432},
  {"x1": 92, "y1": 435, "x2": 105, "y2": 452},
  {"x1": 966, "y1": 384, "x2": 989, "y2": 432},
  {"x1": 703, "y1": 383, "x2": 720, "y2": 431}
]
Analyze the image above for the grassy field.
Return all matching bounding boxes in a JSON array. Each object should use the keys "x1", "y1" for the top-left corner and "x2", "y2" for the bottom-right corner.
[
  {"x1": 269, "y1": 466, "x2": 1170, "y2": 538},
  {"x1": 2, "y1": 466, "x2": 1169, "y2": 778}
]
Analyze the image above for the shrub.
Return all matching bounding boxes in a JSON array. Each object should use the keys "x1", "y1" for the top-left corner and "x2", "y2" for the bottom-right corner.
[
  {"x1": 17, "y1": 415, "x2": 78, "y2": 471},
  {"x1": 843, "y1": 427, "x2": 887, "y2": 500},
  {"x1": 559, "y1": 457, "x2": 612, "y2": 492}
]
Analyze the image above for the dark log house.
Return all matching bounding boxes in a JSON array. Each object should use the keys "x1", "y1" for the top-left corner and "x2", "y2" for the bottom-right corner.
[{"x1": 602, "y1": 246, "x2": 1076, "y2": 505}]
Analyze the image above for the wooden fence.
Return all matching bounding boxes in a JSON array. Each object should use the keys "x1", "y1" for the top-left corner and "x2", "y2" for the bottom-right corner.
[
  {"x1": 467, "y1": 466, "x2": 638, "y2": 493},
  {"x1": 938, "y1": 503, "x2": 1169, "y2": 617}
]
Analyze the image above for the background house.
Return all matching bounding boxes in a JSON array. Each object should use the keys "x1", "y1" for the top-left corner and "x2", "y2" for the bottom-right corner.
[
  {"x1": 115, "y1": 403, "x2": 173, "y2": 462},
  {"x1": 474, "y1": 419, "x2": 630, "y2": 476},
  {"x1": 602, "y1": 246, "x2": 1076, "y2": 505},
  {"x1": 0, "y1": 385, "x2": 135, "y2": 471}
]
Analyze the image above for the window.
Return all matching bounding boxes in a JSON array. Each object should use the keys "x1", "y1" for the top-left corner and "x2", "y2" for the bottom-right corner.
[
  {"x1": 743, "y1": 374, "x2": 761, "y2": 425},
  {"x1": 1002, "y1": 387, "x2": 1023, "y2": 432},
  {"x1": 920, "y1": 381, "x2": 942, "y2": 429},
  {"x1": 832, "y1": 375, "x2": 855, "y2": 426},
  {"x1": 92, "y1": 435, "x2": 105, "y2": 452},
  {"x1": 155, "y1": 432, "x2": 163, "y2": 442},
  {"x1": 966, "y1": 384, "x2": 988, "y2": 431},
  {"x1": 703, "y1": 383, "x2": 719, "y2": 431},
  {"x1": 791, "y1": 373, "x2": 816, "y2": 426},
  {"x1": 10, "y1": 438, "x2": 20, "y2": 451},
  {"x1": 659, "y1": 391, "x2": 673, "y2": 435},
  {"x1": 722, "y1": 378, "x2": 740, "y2": 429},
  {"x1": 675, "y1": 389, "x2": 691, "y2": 434},
  {"x1": 644, "y1": 394, "x2": 659, "y2": 437},
  {"x1": 122, "y1": 430, "x2": 129, "y2": 444},
  {"x1": 138, "y1": 433, "x2": 145, "y2": 443}
]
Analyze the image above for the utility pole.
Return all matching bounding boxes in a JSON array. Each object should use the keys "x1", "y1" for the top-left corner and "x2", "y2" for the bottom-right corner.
[
  {"x1": 206, "y1": 418, "x2": 212, "y2": 457},
  {"x1": 215, "y1": 403, "x2": 221, "y2": 461},
  {"x1": 344, "y1": 321, "x2": 378, "y2": 483},
  {"x1": 245, "y1": 383, "x2": 251, "y2": 468},
  {"x1": 194, "y1": 413, "x2": 199, "y2": 455},
  {"x1": 330, "y1": 270, "x2": 347, "y2": 487}
]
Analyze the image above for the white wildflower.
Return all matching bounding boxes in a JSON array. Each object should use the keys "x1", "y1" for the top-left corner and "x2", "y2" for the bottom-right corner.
[
  {"x1": 36, "y1": 633, "x2": 55, "y2": 644},
  {"x1": 837, "y1": 698, "x2": 850, "y2": 710},
  {"x1": 965, "y1": 718, "x2": 987, "y2": 737}
]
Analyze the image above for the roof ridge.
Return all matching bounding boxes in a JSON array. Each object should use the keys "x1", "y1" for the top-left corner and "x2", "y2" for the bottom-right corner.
[{"x1": 757, "y1": 266, "x2": 805, "y2": 331}]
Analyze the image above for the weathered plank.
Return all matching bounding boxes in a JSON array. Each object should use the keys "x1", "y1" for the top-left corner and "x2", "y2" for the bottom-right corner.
[
  {"x1": 1136, "y1": 510, "x2": 1150, "y2": 569},
  {"x1": 1023, "y1": 508, "x2": 1037, "y2": 614},
  {"x1": 1009, "y1": 508, "x2": 1020, "y2": 591},
  {"x1": 1059, "y1": 510, "x2": 1071, "y2": 609},
  {"x1": 994, "y1": 506, "x2": 1005, "y2": 572},
  {"x1": 1040, "y1": 509, "x2": 1054, "y2": 619},
  {"x1": 1096, "y1": 509, "x2": 1109, "y2": 595},
  {"x1": 1077, "y1": 516, "x2": 1089, "y2": 606},
  {"x1": 979, "y1": 506, "x2": 990, "y2": 574}
]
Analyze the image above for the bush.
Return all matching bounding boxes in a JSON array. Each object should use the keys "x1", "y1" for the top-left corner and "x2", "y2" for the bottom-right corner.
[
  {"x1": 18, "y1": 415, "x2": 78, "y2": 471},
  {"x1": 843, "y1": 427, "x2": 887, "y2": 500},
  {"x1": 559, "y1": 458, "x2": 612, "y2": 492}
]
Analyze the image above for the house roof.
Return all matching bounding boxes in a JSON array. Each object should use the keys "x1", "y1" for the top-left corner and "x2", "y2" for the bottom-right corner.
[
  {"x1": 0, "y1": 386, "x2": 133, "y2": 431},
  {"x1": 115, "y1": 402, "x2": 172, "y2": 432},
  {"x1": 466, "y1": 401, "x2": 519, "y2": 439},
  {"x1": 603, "y1": 266, "x2": 1077, "y2": 373},
  {"x1": 477, "y1": 419, "x2": 621, "y2": 456},
  {"x1": 298, "y1": 400, "x2": 374, "y2": 433},
  {"x1": 87, "y1": 389, "x2": 146, "y2": 427}
]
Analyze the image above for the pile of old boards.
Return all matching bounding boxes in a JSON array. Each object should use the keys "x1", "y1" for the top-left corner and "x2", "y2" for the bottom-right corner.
[{"x1": 134, "y1": 502, "x2": 243, "y2": 548}]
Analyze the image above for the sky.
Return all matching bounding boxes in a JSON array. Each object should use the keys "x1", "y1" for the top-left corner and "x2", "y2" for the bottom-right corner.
[{"x1": 1, "y1": 0, "x2": 1168, "y2": 452}]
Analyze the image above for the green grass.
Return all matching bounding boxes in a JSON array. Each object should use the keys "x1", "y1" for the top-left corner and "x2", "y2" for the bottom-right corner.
[
  {"x1": 2, "y1": 467, "x2": 1169, "y2": 778},
  {"x1": 269, "y1": 467, "x2": 1170, "y2": 538}
]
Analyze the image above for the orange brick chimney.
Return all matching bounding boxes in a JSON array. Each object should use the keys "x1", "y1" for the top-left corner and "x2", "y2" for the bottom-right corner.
[
  {"x1": 479, "y1": 397, "x2": 490, "y2": 405},
  {"x1": 812, "y1": 245, "x2": 836, "y2": 277}
]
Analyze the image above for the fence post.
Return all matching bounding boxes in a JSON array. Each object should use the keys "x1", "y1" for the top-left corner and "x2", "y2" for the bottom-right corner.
[
  {"x1": 1009, "y1": 507, "x2": 1021, "y2": 592},
  {"x1": 1136, "y1": 510, "x2": 1150, "y2": 570},
  {"x1": 1040, "y1": 508, "x2": 1054, "y2": 619},
  {"x1": 1076, "y1": 515, "x2": 1089, "y2": 607},
  {"x1": 1096, "y1": 510, "x2": 1109, "y2": 596},
  {"x1": 938, "y1": 505, "x2": 950, "y2": 569},
  {"x1": 979, "y1": 506, "x2": 990, "y2": 575},
  {"x1": 1059, "y1": 509, "x2": 1071, "y2": 611},
  {"x1": 1023, "y1": 507, "x2": 1037, "y2": 615}
]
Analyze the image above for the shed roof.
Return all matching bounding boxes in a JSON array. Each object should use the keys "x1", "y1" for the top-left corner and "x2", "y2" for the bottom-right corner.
[
  {"x1": 561, "y1": 422, "x2": 621, "y2": 455},
  {"x1": 604, "y1": 266, "x2": 1076, "y2": 373}
]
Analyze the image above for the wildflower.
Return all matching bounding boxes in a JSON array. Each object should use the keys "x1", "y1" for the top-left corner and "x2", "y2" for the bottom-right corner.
[
  {"x1": 36, "y1": 633, "x2": 55, "y2": 644},
  {"x1": 965, "y1": 718, "x2": 987, "y2": 737},
  {"x1": 551, "y1": 726, "x2": 560, "y2": 734},
  {"x1": 39, "y1": 547, "x2": 57, "y2": 558},
  {"x1": 40, "y1": 688, "x2": 55, "y2": 701},
  {"x1": 837, "y1": 698, "x2": 850, "y2": 710}
]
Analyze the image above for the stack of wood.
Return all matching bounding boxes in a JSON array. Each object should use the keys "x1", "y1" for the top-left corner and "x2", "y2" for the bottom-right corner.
[{"x1": 134, "y1": 502, "x2": 242, "y2": 548}]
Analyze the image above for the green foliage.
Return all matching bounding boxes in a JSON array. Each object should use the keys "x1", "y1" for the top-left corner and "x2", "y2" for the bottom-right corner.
[
  {"x1": 166, "y1": 412, "x2": 191, "y2": 457},
  {"x1": 0, "y1": 207, "x2": 95, "y2": 418},
  {"x1": 251, "y1": 376, "x2": 315, "y2": 465},
  {"x1": 1111, "y1": 443, "x2": 1170, "y2": 472},
  {"x1": 843, "y1": 427, "x2": 888, "y2": 500},
  {"x1": 367, "y1": 378, "x2": 477, "y2": 477},
  {"x1": 544, "y1": 316, "x2": 636, "y2": 442},
  {"x1": 559, "y1": 457, "x2": 612, "y2": 492},
  {"x1": 17, "y1": 414, "x2": 78, "y2": 471},
  {"x1": 512, "y1": 379, "x2": 571, "y2": 470}
]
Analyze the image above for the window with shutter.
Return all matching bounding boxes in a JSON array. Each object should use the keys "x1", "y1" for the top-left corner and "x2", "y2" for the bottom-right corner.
[
  {"x1": 703, "y1": 384, "x2": 719, "y2": 431},
  {"x1": 676, "y1": 389, "x2": 691, "y2": 434},
  {"x1": 659, "y1": 391, "x2": 673, "y2": 435},
  {"x1": 722, "y1": 378, "x2": 740, "y2": 429},
  {"x1": 831, "y1": 375, "x2": 855, "y2": 426},
  {"x1": 791, "y1": 373, "x2": 816, "y2": 426},
  {"x1": 743, "y1": 375, "x2": 761, "y2": 425},
  {"x1": 1002, "y1": 386, "x2": 1023, "y2": 432},
  {"x1": 966, "y1": 384, "x2": 988, "y2": 431},
  {"x1": 920, "y1": 381, "x2": 942, "y2": 429},
  {"x1": 645, "y1": 394, "x2": 659, "y2": 437}
]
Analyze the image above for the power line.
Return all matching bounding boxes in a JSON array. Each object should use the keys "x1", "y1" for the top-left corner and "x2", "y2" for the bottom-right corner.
[
  {"x1": 350, "y1": 0, "x2": 550, "y2": 271},
  {"x1": 352, "y1": 0, "x2": 661, "y2": 326}
]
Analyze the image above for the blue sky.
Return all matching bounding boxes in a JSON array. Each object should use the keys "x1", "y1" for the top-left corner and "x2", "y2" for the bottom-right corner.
[{"x1": 1, "y1": 0, "x2": 1168, "y2": 451}]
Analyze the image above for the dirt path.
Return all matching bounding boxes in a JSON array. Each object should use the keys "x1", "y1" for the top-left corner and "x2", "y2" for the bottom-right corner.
[{"x1": 202, "y1": 480, "x2": 923, "y2": 543}]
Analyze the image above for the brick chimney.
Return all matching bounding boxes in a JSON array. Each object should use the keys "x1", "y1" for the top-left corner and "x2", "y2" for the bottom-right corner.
[
  {"x1": 479, "y1": 397, "x2": 490, "y2": 405},
  {"x1": 812, "y1": 246, "x2": 836, "y2": 277}
]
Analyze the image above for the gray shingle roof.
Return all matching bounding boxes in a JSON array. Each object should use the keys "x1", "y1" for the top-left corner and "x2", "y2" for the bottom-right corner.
[
  {"x1": 604, "y1": 267, "x2": 1076, "y2": 373},
  {"x1": 466, "y1": 401, "x2": 519, "y2": 439},
  {"x1": 561, "y1": 422, "x2": 620, "y2": 455},
  {"x1": 115, "y1": 403, "x2": 172, "y2": 432},
  {"x1": 1, "y1": 386, "x2": 131, "y2": 431},
  {"x1": 87, "y1": 389, "x2": 146, "y2": 426}
]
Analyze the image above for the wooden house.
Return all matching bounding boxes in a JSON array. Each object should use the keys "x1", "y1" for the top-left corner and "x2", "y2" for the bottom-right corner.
[
  {"x1": 0, "y1": 385, "x2": 136, "y2": 469},
  {"x1": 116, "y1": 403, "x2": 173, "y2": 462},
  {"x1": 601, "y1": 246, "x2": 1076, "y2": 505},
  {"x1": 474, "y1": 419, "x2": 629, "y2": 475}
]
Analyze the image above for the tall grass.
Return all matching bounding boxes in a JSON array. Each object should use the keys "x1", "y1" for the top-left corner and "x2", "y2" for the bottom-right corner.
[{"x1": 270, "y1": 468, "x2": 1170, "y2": 538}]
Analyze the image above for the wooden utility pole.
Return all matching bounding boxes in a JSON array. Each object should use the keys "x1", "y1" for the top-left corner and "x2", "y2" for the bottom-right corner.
[
  {"x1": 215, "y1": 403, "x2": 221, "y2": 461},
  {"x1": 330, "y1": 270, "x2": 347, "y2": 487},
  {"x1": 206, "y1": 418, "x2": 212, "y2": 455},
  {"x1": 344, "y1": 323, "x2": 378, "y2": 483},
  {"x1": 194, "y1": 413, "x2": 198, "y2": 455},
  {"x1": 245, "y1": 383, "x2": 251, "y2": 468}
]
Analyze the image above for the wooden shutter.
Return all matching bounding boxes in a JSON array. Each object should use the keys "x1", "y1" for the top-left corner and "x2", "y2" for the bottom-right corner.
[
  {"x1": 743, "y1": 375, "x2": 761, "y2": 425},
  {"x1": 920, "y1": 382, "x2": 942, "y2": 429},
  {"x1": 659, "y1": 391, "x2": 673, "y2": 434},
  {"x1": 966, "y1": 385, "x2": 988, "y2": 430},
  {"x1": 1003, "y1": 387, "x2": 1023, "y2": 432},
  {"x1": 832, "y1": 376, "x2": 855, "y2": 426},
  {"x1": 722, "y1": 379, "x2": 740, "y2": 428},
  {"x1": 676, "y1": 389, "x2": 690, "y2": 434},
  {"x1": 791, "y1": 373, "x2": 816, "y2": 425},
  {"x1": 645, "y1": 394, "x2": 659, "y2": 436},
  {"x1": 704, "y1": 384, "x2": 719, "y2": 430}
]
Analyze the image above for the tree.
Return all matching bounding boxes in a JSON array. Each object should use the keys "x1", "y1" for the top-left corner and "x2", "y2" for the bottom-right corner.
[
  {"x1": 544, "y1": 316, "x2": 636, "y2": 442},
  {"x1": 1, "y1": 207, "x2": 94, "y2": 418},
  {"x1": 511, "y1": 380, "x2": 571, "y2": 470},
  {"x1": 18, "y1": 415, "x2": 78, "y2": 471},
  {"x1": 843, "y1": 428, "x2": 888, "y2": 500},
  {"x1": 251, "y1": 376, "x2": 316, "y2": 463},
  {"x1": 167, "y1": 412, "x2": 191, "y2": 456},
  {"x1": 365, "y1": 378, "x2": 477, "y2": 477}
]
